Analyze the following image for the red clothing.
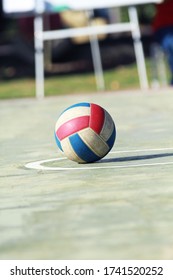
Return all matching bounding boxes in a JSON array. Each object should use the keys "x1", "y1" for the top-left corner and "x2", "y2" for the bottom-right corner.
[{"x1": 152, "y1": 0, "x2": 173, "y2": 31}]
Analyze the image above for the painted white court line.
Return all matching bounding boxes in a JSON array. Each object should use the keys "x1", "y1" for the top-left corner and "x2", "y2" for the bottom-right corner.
[
  {"x1": 111, "y1": 147, "x2": 173, "y2": 154},
  {"x1": 25, "y1": 147, "x2": 173, "y2": 171}
]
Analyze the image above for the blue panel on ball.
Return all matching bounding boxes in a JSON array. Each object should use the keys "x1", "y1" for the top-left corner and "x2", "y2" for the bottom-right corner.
[
  {"x1": 61, "y1": 102, "x2": 90, "y2": 115},
  {"x1": 54, "y1": 133, "x2": 63, "y2": 152},
  {"x1": 106, "y1": 125, "x2": 116, "y2": 149},
  {"x1": 69, "y1": 133, "x2": 101, "y2": 163}
]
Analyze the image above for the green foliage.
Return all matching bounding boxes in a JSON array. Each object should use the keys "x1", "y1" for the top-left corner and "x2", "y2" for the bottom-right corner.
[{"x1": 120, "y1": 4, "x2": 156, "y2": 24}]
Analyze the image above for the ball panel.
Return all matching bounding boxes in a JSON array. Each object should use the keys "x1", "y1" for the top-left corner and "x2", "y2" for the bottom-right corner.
[
  {"x1": 61, "y1": 137, "x2": 86, "y2": 163},
  {"x1": 61, "y1": 102, "x2": 90, "y2": 115},
  {"x1": 89, "y1": 103, "x2": 105, "y2": 134},
  {"x1": 100, "y1": 110, "x2": 115, "y2": 141},
  {"x1": 68, "y1": 133, "x2": 101, "y2": 163},
  {"x1": 106, "y1": 124, "x2": 116, "y2": 148},
  {"x1": 55, "y1": 106, "x2": 90, "y2": 130},
  {"x1": 79, "y1": 128, "x2": 109, "y2": 157},
  {"x1": 54, "y1": 132, "x2": 63, "y2": 152},
  {"x1": 56, "y1": 116, "x2": 90, "y2": 141}
]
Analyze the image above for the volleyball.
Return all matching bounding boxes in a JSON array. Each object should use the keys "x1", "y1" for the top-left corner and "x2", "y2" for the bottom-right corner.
[{"x1": 54, "y1": 102, "x2": 116, "y2": 163}]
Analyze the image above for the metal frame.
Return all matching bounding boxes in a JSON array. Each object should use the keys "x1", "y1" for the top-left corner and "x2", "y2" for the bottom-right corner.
[{"x1": 34, "y1": 0, "x2": 162, "y2": 98}]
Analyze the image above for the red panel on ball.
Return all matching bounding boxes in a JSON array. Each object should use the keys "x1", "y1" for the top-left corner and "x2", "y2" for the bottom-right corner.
[
  {"x1": 90, "y1": 103, "x2": 105, "y2": 134},
  {"x1": 56, "y1": 116, "x2": 90, "y2": 140}
]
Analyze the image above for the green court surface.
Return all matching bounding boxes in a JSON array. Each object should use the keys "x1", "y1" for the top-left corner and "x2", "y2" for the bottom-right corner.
[{"x1": 0, "y1": 88, "x2": 173, "y2": 260}]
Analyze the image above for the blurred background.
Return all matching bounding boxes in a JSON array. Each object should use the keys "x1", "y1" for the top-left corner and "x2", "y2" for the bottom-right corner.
[{"x1": 0, "y1": 1, "x2": 169, "y2": 98}]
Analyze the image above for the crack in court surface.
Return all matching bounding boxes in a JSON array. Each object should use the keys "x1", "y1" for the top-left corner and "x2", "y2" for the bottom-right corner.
[{"x1": 24, "y1": 147, "x2": 173, "y2": 171}]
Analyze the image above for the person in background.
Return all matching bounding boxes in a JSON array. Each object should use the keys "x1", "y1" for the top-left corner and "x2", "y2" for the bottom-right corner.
[{"x1": 152, "y1": 0, "x2": 173, "y2": 85}]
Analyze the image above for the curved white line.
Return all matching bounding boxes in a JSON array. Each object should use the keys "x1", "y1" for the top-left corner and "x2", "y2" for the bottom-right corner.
[{"x1": 25, "y1": 147, "x2": 173, "y2": 171}]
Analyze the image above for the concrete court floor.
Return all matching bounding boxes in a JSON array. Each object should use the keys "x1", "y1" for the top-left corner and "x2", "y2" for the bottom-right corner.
[{"x1": 0, "y1": 88, "x2": 173, "y2": 260}]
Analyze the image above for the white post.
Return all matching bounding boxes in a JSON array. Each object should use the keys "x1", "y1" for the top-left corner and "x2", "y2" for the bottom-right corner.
[
  {"x1": 86, "y1": 10, "x2": 105, "y2": 91},
  {"x1": 34, "y1": 0, "x2": 45, "y2": 99},
  {"x1": 128, "y1": 6, "x2": 149, "y2": 89}
]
